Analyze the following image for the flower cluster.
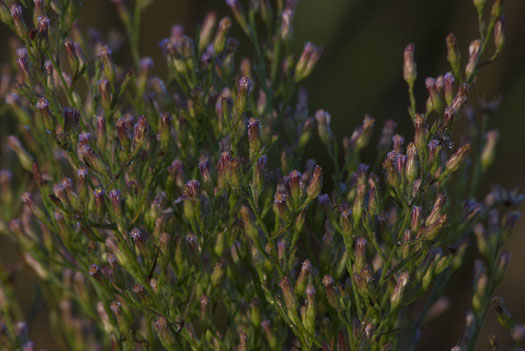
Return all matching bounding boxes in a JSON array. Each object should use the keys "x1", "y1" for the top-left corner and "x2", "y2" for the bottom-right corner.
[{"x1": 0, "y1": 0, "x2": 521, "y2": 350}]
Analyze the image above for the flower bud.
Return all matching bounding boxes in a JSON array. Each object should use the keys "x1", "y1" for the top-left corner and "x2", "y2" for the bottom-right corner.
[
  {"x1": 305, "y1": 283, "x2": 316, "y2": 332},
  {"x1": 213, "y1": 17, "x2": 231, "y2": 54},
  {"x1": 406, "y1": 143, "x2": 418, "y2": 183},
  {"x1": 354, "y1": 237, "x2": 367, "y2": 272},
  {"x1": 421, "y1": 214, "x2": 447, "y2": 240},
  {"x1": 234, "y1": 76, "x2": 252, "y2": 121},
  {"x1": 481, "y1": 130, "x2": 498, "y2": 172},
  {"x1": 378, "y1": 119, "x2": 396, "y2": 153},
  {"x1": 295, "y1": 42, "x2": 322, "y2": 81},
  {"x1": 37, "y1": 15, "x2": 49, "y2": 42},
  {"x1": 198, "y1": 12, "x2": 217, "y2": 51},
  {"x1": 426, "y1": 77, "x2": 443, "y2": 114},
  {"x1": 240, "y1": 205, "x2": 258, "y2": 242},
  {"x1": 350, "y1": 115, "x2": 375, "y2": 152},
  {"x1": 211, "y1": 258, "x2": 226, "y2": 286},
  {"x1": 247, "y1": 118, "x2": 261, "y2": 160},
  {"x1": 132, "y1": 116, "x2": 148, "y2": 152},
  {"x1": 16, "y1": 48, "x2": 30, "y2": 84},
  {"x1": 110, "y1": 300, "x2": 131, "y2": 334},
  {"x1": 353, "y1": 184, "x2": 366, "y2": 226},
  {"x1": 10, "y1": 4, "x2": 27, "y2": 39},
  {"x1": 315, "y1": 109, "x2": 333, "y2": 149},
  {"x1": 261, "y1": 320, "x2": 277, "y2": 349},
  {"x1": 411, "y1": 206, "x2": 423, "y2": 233},
  {"x1": 182, "y1": 180, "x2": 201, "y2": 222},
  {"x1": 7, "y1": 136, "x2": 33, "y2": 171},
  {"x1": 198, "y1": 157, "x2": 211, "y2": 185},
  {"x1": 392, "y1": 134, "x2": 404, "y2": 154},
  {"x1": 198, "y1": 294, "x2": 211, "y2": 321},
  {"x1": 444, "y1": 144, "x2": 471, "y2": 176},
  {"x1": 295, "y1": 259, "x2": 311, "y2": 297},
  {"x1": 446, "y1": 33, "x2": 461, "y2": 78},
  {"x1": 414, "y1": 114, "x2": 427, "y2": 152},
  {"x1": 492, "y1": 297, "x2": 514, "y2": 330},
  {"x1": 494, "y1": 251, "x2": 510, "y2": 284},
  {"x1": 63, "y1": 107, "x2": 80, "y2": 136},
  {"x1": 280, "y1": 5, "x2": 295, "y2": 42},
  {"x1": 403, "y1": 43, "x2": 417, "y2": 86},
  {"x1": 494, "y1": 17, "x2": 505, "y2": 55},
  {"x1": 252, "y1": 155, "x2": 267, "y2": 197},
  {"x1": 390, "y1": 272, "x2": 409, "y2": 309},
  {"x1": 78, "y1": 143, "x2": 107, "y2": 176},
  {"x1": 426, "y1": 193, "x2": 446, "y2": 227},
  {"x1": 465, "y1": 40, "x2": 481, "y2": 81},
  {"x1": 160, "y1": 112, "x2": 172, "y2": 152},
  {"x1": 322, "y1": 275, "x2": 338, "y2": 309},
  {"x1": 154, "y1": 317, "x2": 177, "y2": 349},
  {"x1": 306, "y1": 165, "x2": 322, "y2": 201},
  {"x1": 444, "y1": 72, "x2": 455, "y2": 106},
  {"x1": 115, "y1": 118, "x2": 130, "y2": 150},
  {"x1": 279, "y1": 277, "x2": 300, "y2": 325},
  {"x1": 383, "y1": 152, "x2": 399, "y2": 188},
  {"x1": 99, "y1": 45, "x2": 115, "y2": 84}
]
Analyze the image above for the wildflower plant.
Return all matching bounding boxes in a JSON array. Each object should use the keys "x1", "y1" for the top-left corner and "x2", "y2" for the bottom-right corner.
[{"x1": 0, "y1": 0, "x2": 522, "y2": 350}]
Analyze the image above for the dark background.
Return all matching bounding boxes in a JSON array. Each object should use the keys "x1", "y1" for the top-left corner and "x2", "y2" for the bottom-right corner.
[{"x1": 1, "y1": 0, "x2": 525, "y2": 349}]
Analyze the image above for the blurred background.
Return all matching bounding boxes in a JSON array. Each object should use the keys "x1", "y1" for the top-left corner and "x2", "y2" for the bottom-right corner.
[{"x1": 1, "y1": 0, "x2": 525, "y2": 349}]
